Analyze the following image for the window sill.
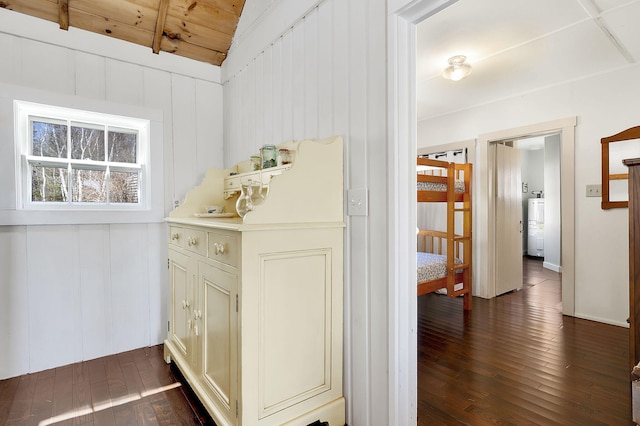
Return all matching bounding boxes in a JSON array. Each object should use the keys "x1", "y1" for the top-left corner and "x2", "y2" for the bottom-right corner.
[{"x1": 0, "y1": 209, "x2": 166, "y2": 226}]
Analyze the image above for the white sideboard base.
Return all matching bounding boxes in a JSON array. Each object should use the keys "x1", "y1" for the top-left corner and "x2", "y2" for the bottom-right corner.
[
  {"x1": 164, "y1": 137, "x2": 345, "y2": 426},
  {"x1": 281, "y1": 398, "x2": 346, "y2": 426}
]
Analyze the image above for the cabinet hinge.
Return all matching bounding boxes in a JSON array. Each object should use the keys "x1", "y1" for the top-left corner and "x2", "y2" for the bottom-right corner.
[
  {"x1": 167, "y1": 258, "x2": 170, "y2": 269},
  {"x1": 236, "y1": 294, "x2": 238, "y2": 312},
  {"x1": 167, "y1": 321, "x2": 170, "y2": 332},
  {"x1": 236, "y1": 400, "x2": 238, "y2": 418}
]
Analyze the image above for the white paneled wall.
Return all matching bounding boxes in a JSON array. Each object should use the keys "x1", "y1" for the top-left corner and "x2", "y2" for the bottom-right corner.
[
  {"x1": 223, "y1": 2, "x2": 351, "y2": 166},
  {"x1": 0, "y1": 9, "x2": 223, "y2": 379},
  {"x1": 0, "y1": 227, "x2": 29, "y2": 377},
  {"x1": 26, "y1": 226, "x2": 83, "y2": 373},
  {"x1": 222, "y1": 0, "x2": 389, "y2": 424}
]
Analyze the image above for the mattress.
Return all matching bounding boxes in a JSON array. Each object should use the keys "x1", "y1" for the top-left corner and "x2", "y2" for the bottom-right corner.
[
  {"x1": 417, "y1": 251, "x2": 463, "y2": 294},
  {"x1": 417, "y1": 180, "x2": 466, "y2": 193},
  {"x1": 417, "y1": 252, "x2": 448, "y2": 282}
]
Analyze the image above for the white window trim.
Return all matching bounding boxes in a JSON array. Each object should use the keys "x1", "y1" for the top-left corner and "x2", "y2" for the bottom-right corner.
[{"x1": 15, "y1": 100, "x2": 151, "y2": 212}]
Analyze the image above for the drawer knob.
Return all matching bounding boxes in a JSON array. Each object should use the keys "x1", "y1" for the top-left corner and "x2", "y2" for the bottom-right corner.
[
  {"x1": 214, "y1": 242, "x2": 226, "y2": 255},
  {"x1": 187, "y1": 236, "x2": 198, "y2": 246},
  {"x1": 171, "y1": 232, "x2": 180, "y2": 241}
]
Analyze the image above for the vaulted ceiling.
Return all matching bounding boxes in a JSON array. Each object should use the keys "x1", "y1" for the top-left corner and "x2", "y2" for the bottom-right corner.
[
  {"x1": 417, "y1": 0, "x2": 640, "y2": 121},
  {"x1": 0, "y1": 0, "x2": 245, "y2": 66}
]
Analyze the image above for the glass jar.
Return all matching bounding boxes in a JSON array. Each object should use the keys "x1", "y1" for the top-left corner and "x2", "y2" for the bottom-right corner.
[
  {"x1": 249, "y1": 180, "x2": 265, "y2": 206},
  {"x1": 261, "y1": 144, "x2": 277, "y2": 169},
  {"x1": 250, "y1": 155, "x2": 261, "y2": 171},
  {"x1": 235, "y1": 182, "x2": 254, "y2": 218},
  {"x1": 278, "y1": 148, "x2": 291, "y2": 166},
  {"x1": 235, "y1": 180, "x2": 266, "y2": 218}
]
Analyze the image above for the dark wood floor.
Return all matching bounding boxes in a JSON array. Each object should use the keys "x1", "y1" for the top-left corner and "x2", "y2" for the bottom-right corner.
[
  {"x1": 418, "y1": 256, "x2": 632, "y2": 425},
  {"x1": 1, "y1": 257, "x2": 632, "y2": 425},
  {"x1": 0, "y1": 345, "x2": 214, "y2": 425}
]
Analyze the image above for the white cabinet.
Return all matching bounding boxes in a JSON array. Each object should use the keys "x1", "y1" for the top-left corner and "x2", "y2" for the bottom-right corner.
[
  {"x1": 166, "y1": 225, "x2": 240, "y2": 425},
  {"x1": 168, "y1": 248, "x2": 194, "y2": 363},
  {"x1": 199, "y1": 260, "x2": 238, "y2": 423},
  {"x1": 164, "y1": 137, "x2": 345, "y2": 426}
]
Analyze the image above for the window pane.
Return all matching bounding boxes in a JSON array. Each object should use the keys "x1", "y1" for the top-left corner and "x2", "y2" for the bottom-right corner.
[
  {"x1": 31, "y1": 165, "x2": 68, "y2": 202},
  {"x1": 32, "y1": 121, "x2": 68, "y2": 158},
  {"x1": 108, "y1": 130, "x2": 137, "y2": 163},
  {"x1": 110, "y1": 171, "x2": 139, "y2": 203},
  {"x1": 71, "y1": 125, "x2": 105, "y2": 161},
  {"x1": 72, "y1": 169, "x2": 106, "y2": 202}
]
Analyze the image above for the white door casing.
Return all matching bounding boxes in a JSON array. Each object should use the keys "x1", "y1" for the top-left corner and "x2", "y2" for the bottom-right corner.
[
  {"x1": 388, "y1": 1, "x2": 461, "y2": 425},
  {"x1": 476, "y1": 117, "x2": 576, "y2": 313}
]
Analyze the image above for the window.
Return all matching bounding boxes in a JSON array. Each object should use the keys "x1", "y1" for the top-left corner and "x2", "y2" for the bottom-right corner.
[{"x1": 15, "y1": 101, "x2": 150, "y2": 210}]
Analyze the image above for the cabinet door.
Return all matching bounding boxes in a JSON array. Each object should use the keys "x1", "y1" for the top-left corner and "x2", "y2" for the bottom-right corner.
[
  {"x1": 169, "y1": 249, "x2": 195, "y2": 362},
  {"x1": 198, "y1": 261, "x2": 238, "y2": 425}
]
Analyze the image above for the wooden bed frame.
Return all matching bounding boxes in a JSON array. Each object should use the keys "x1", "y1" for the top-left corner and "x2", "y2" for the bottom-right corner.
[{"x1": 417, "y1": 157, "x2": 472, "y2": 310}]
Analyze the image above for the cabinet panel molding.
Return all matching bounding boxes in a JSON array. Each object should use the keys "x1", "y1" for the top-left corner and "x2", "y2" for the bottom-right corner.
[
  {"x1": 259, "y1": 249, "x2": 332, "y2": 416},
  {"x1": 201, "y1": 261, "x2": 238, "y2": 425}
]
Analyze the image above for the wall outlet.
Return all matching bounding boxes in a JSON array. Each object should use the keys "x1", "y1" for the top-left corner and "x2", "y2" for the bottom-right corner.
[{"x1": 586, "y1": 184, "x2": 601, "y2": 197}]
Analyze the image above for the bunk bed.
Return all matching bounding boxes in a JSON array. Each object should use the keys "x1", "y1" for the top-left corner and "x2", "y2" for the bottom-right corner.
[{"x1": 417, "y1": 157, "x2": 472, "y2": 310}]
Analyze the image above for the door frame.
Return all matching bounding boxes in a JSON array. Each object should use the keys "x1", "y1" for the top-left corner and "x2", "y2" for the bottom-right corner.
[
  {"x1": 388, "y1": 1, "x2": 460, "y2": 424},
  {"x1": 389, "y1": 1, "x2": 576, "y2": 422},
  {"x1": 476, "y1": 117, "x2": 576, "y2": 315}
]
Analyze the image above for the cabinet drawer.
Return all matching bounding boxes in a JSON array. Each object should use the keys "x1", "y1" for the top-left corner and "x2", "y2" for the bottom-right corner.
[
  {"x1": 207, "y1": 231, "x2": 239, "y2": 267},
  {"x1": 225, "y1": 175, "x2": 242, "y2": 192},
  {"x1": 169, "y1": 226, "x2": 206, "y2": 256}
]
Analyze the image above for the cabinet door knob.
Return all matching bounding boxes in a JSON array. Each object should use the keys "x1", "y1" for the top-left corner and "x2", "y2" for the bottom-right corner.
[
  {"x1": 182, "y1": 299, "x2": 191, "y2": 309},
  {"x1": 214, "y1": 242, "x2": 226, "y2": 255},
  {"x1": 194, "y1": 309, "x2": 202, "y2": 320}
]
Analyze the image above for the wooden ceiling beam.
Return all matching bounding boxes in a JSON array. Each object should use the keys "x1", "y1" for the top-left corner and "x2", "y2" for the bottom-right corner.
[
  {"x1": 58, "y1": 0, "x2": 69, "y2": 30},
  {"x1": 4, "y1": 0, "x2": 243, "y2": 66},
  {"x1": 152, "y1": 0, "x2": 170, "y2": 54}
]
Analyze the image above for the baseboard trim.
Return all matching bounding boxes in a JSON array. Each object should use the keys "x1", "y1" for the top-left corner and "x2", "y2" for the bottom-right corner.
[{"x1": 543, "y1": 261, "x2": 561, "y2": 273}]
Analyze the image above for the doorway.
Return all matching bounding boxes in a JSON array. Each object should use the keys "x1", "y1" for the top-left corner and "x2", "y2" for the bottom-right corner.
[
  {"x1": 518, "y1": 134, "x2": 563, "y2": 274},
  {"x1": 477, "y1": 118, "x2": 576, "y2": 314},
  {"x1": 491, "y1": 133, "x2": 563, "y2": 297},
  {"x1": 389, "y1": 3, "x2": 577, "y2": 425}
]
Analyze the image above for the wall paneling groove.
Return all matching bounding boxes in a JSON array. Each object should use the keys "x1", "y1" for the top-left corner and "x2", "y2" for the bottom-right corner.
[{"x1": 222, "y1": 0, "x2": 389, "y2": 424}]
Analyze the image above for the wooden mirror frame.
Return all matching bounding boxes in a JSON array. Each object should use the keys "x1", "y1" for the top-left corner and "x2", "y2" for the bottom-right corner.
[{"x1": 602, "y1": 126, "x2": 640, "y2": 209}]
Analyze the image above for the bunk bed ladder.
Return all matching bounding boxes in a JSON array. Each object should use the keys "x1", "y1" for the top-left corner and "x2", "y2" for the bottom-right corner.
[{"x1": 445, "y1": 162, "x2": 472, "y2": 310}]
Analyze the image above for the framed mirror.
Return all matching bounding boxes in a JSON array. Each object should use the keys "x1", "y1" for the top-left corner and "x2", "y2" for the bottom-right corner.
[{"x1": 602, "y1": 126, "x2": 640, "y2": 209}]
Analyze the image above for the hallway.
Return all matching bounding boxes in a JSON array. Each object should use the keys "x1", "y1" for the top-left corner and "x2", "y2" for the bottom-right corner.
[{"x1": 417, "y1": 256, "x2": 631, "y2": 425}]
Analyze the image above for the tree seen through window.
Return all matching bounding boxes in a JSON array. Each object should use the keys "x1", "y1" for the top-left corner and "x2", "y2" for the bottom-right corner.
[{"x1": 29, "y1": 120, "x2": 140, "y2": 204}]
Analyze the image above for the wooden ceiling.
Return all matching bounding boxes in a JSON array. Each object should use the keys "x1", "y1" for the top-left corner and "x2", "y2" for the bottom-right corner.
[{"x1": 0, "y1": 0, "x2": 246, "y2": 66}]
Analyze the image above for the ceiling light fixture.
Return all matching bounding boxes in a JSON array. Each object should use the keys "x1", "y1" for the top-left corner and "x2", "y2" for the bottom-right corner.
[{"x1": 442, "y1": 55, "x2": 472, "y2": 81}]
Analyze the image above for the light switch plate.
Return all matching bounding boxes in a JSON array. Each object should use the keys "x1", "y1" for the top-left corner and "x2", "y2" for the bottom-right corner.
[
  {"x1": 347, "y1": 188, "x2": 368, "y2": 216},
  {"x1": 586, "y1": 184, "x2": 601, "y2": 197}
]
